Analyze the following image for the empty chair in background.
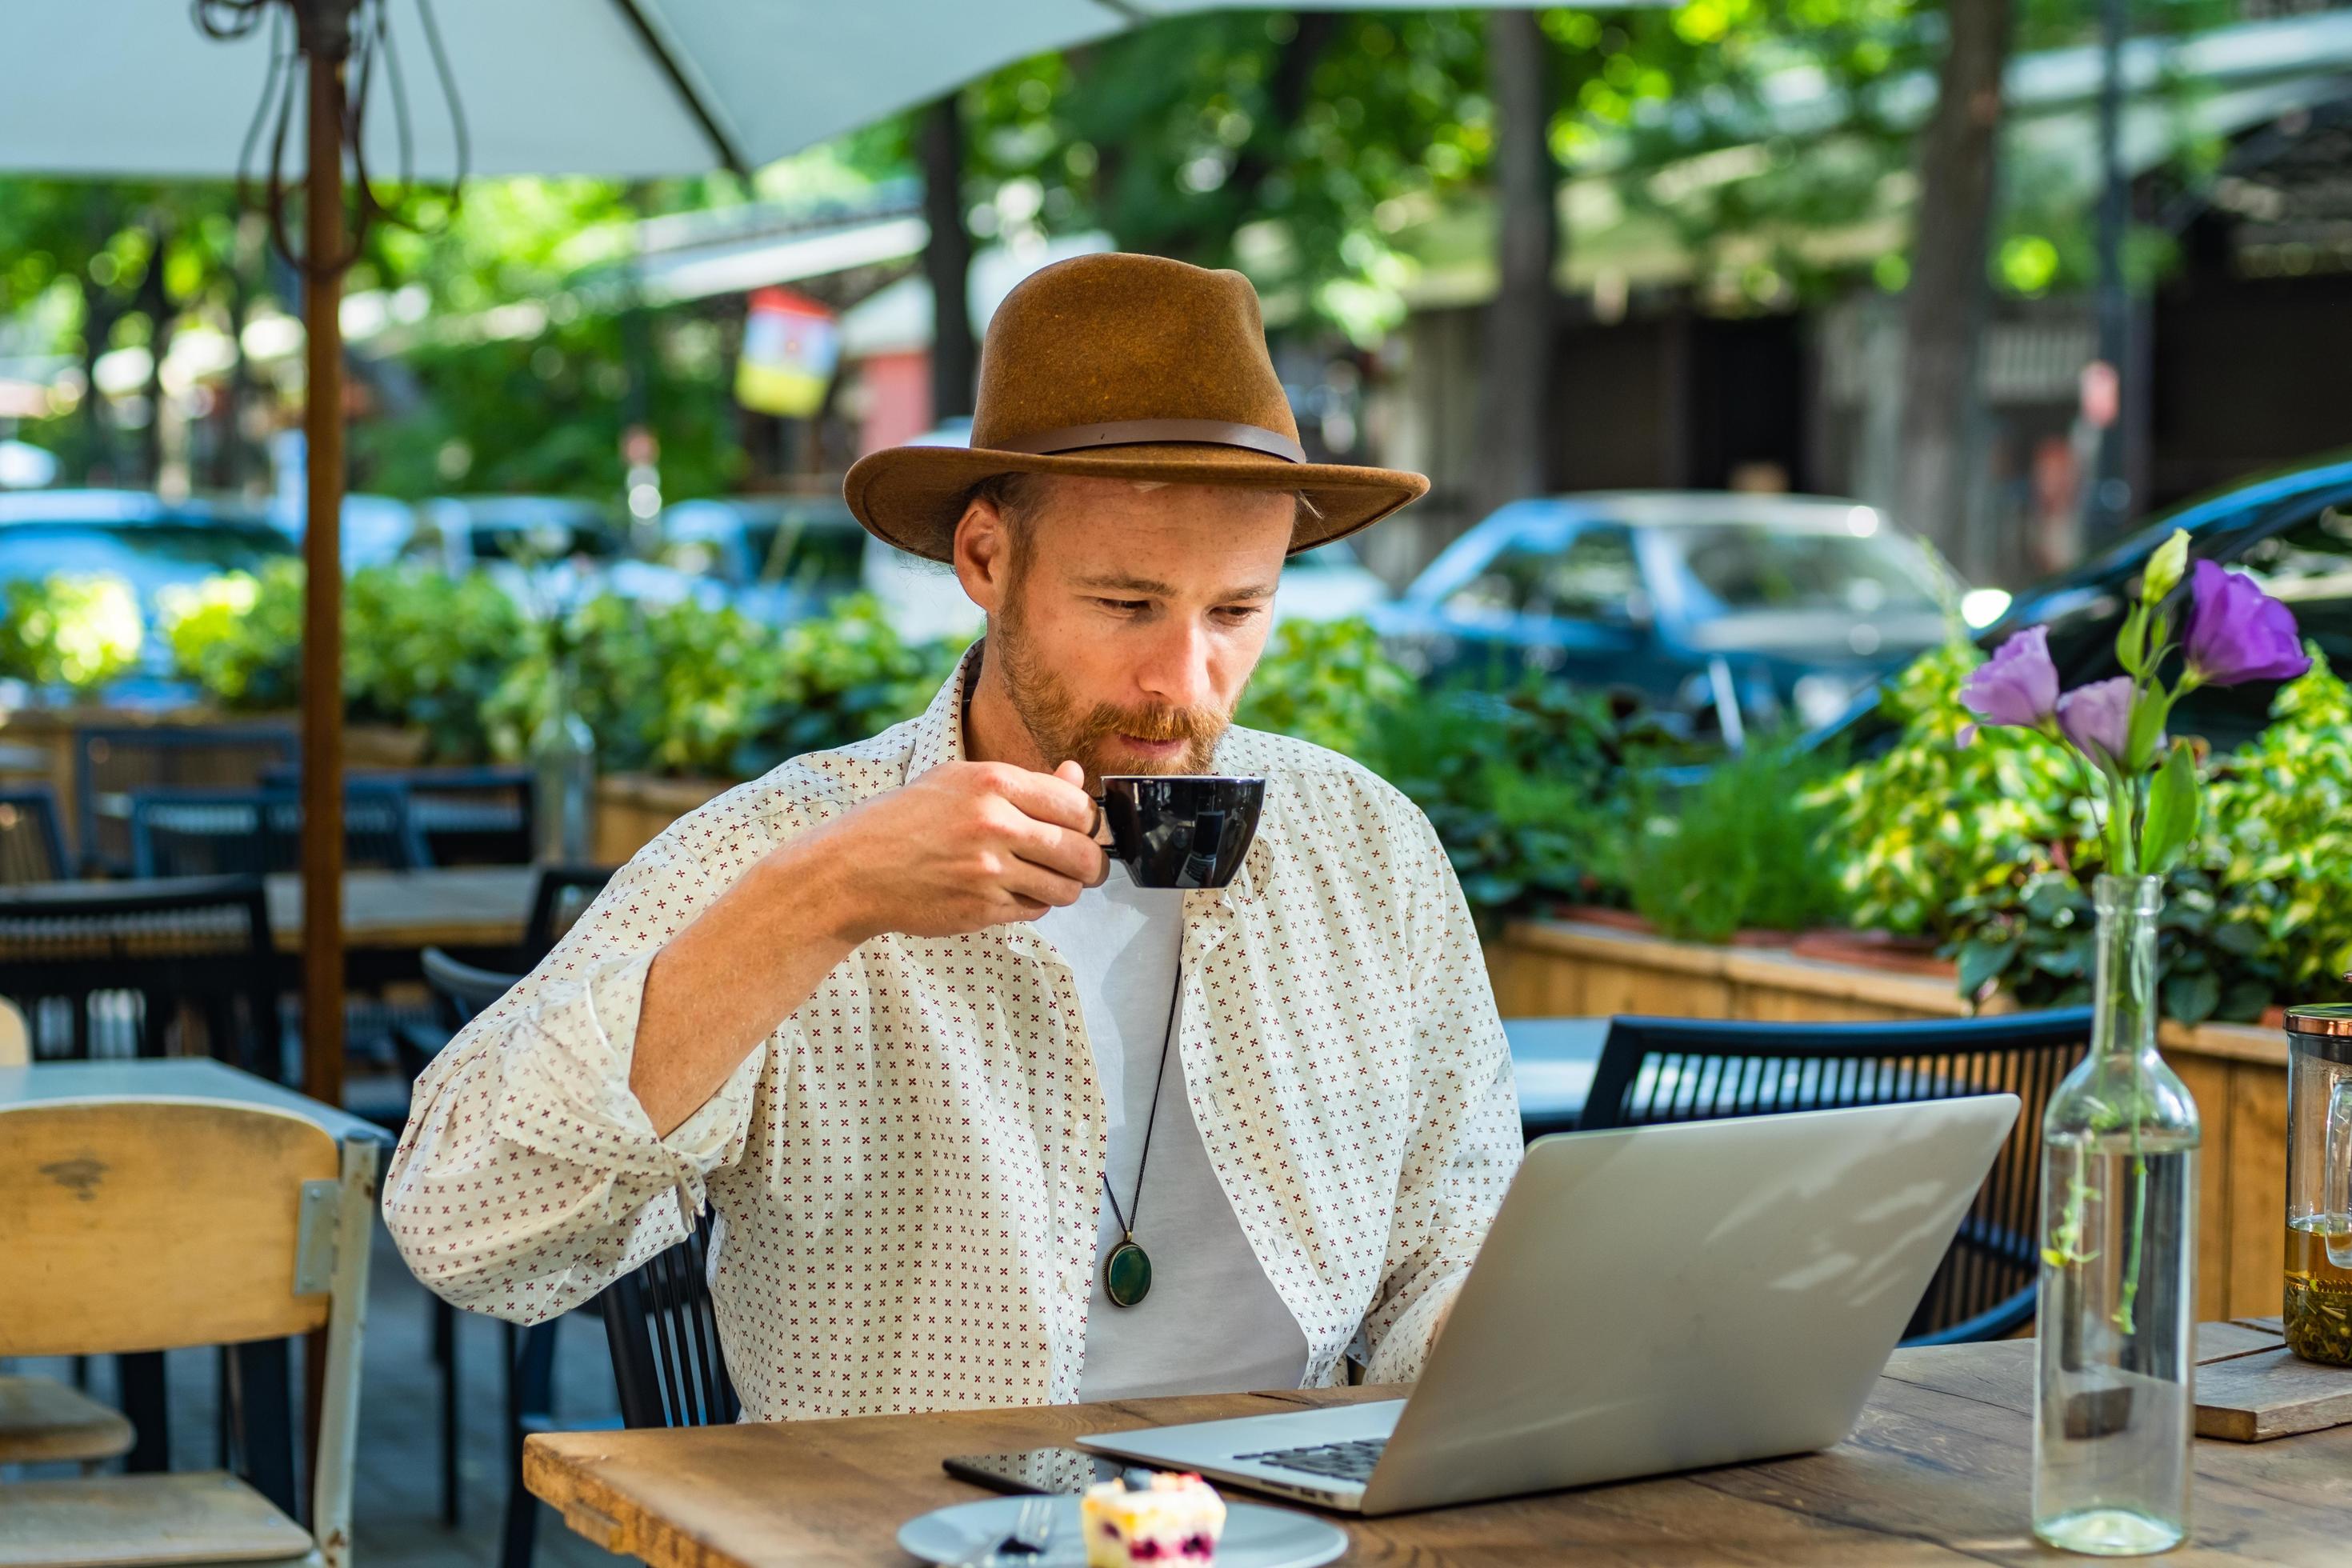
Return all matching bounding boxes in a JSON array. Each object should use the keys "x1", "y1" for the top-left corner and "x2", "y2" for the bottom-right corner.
[
  {"x1": 0, "y1": 876, "x2": 282, "y2": 1078},
  {"x1": 127, "y1": 781, "x2": 427, "y2": 878},
  {"x1": 0, "y1": 786, "x2": 69, "y2": 885},
  {"x1": 73, "y1": 723, "x2": 298, "y2": 878},
  {"x1": 1578, "y1": 1008, "x2": 2095, "y2": 1345}
]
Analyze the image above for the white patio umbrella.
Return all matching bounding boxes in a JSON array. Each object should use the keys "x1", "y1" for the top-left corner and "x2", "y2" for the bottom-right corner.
[{"x1": 0, "y1": 0, "x2": 1666, "y2": 1105}]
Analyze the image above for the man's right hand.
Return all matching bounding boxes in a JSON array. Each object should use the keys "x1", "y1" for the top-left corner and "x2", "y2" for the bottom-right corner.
[{"x1": 804, "y1": 759, "x2": 1108, "y2": 943}]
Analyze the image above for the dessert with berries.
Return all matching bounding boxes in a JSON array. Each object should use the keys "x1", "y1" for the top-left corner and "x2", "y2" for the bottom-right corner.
[{"x1": 1080, "y1": 1471, "x2": 1226, "y2": 1566}]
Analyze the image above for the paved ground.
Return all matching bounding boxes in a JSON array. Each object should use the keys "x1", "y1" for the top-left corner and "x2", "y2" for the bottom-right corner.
[{"x1": 13, "y1": 1223, "x2": 630, "y2": 1567}]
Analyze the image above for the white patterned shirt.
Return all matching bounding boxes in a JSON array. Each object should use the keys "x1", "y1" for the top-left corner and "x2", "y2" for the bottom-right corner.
[{"x1": 382, "y1": 645, "x2": 1522, "y2": 1421}]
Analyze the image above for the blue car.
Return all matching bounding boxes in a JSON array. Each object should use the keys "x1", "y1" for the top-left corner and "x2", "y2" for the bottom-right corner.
[{"x1": 1370, "y1": 491, "x2": 1963, "y2": 735}]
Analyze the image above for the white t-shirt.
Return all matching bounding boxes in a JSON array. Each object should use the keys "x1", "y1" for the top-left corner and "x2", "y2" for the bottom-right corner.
[{"x1": 1033, "y1": 864, "x2": 1312, "y2": 1402}]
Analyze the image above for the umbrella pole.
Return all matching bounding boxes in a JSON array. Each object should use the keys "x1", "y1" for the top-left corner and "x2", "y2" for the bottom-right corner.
[{"x1": 299, "y1": 6, "x2": 347, "y2": 1114}]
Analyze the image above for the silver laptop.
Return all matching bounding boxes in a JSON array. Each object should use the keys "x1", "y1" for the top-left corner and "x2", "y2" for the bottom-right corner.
[{"x1": 1079, "y1": 1095, "x2": 2020, "y2": 1515}]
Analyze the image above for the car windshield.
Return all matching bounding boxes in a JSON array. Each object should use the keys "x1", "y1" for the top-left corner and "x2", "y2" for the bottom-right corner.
[
  {"x1": 1660, "y1": 522, "x2": 1944, "y2": 618},
  {"x1": 0, "y1": 522, "x2": 295, "y2": 606}
]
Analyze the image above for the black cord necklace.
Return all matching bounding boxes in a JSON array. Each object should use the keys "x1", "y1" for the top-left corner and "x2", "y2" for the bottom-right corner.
[{"x1": 1100, "y1": 966, "x2": 1184, "y2": 1309}]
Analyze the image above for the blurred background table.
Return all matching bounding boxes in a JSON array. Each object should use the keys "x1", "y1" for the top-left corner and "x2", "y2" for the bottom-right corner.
[{"x1": 262, "y1": 866, "x2": 536, "y2": 954}]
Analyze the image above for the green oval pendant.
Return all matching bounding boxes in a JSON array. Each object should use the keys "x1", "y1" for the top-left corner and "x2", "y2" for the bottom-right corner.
[{"x1": 1103, "y1": 1239, "x2": 1153, "y2": 1307}]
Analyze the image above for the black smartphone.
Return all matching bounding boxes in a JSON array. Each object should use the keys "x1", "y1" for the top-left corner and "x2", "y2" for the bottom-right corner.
[{"x1": 942, "y1": 1446, "x2": 1161, "y2": 1497}]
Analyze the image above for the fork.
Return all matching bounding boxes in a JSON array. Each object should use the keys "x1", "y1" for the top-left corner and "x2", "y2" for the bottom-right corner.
[{"x1": 951, "y1": 1494, "x2": 1058, "y2": 1568}]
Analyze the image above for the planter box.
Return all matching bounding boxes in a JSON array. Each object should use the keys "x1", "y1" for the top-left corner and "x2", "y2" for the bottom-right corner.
[
  {"x1": 594, "y1": 773, "x2": 734, "y2": 864},
  {"x1": 1488, "y1": 918, "x2": 2291, "y2": 1326}
]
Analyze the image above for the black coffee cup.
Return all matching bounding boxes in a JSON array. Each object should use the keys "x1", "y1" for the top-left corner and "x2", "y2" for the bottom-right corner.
[{"x1": 1093, "y1": 775, "x2": 1266, "y2": 890}]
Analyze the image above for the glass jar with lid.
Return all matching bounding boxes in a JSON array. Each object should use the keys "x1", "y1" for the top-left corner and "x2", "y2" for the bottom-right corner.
[{"x1": 2284, "y1": 1005, "x2": 2352, "y2": 1365}]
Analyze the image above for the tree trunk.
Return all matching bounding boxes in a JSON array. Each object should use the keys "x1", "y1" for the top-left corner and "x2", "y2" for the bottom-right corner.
[
  {"x1": 1896, "y1": 0, "x2": 2014, "y2": 582},
  {"x1": 137, "y1": 218, "x2": 174, "y2": 487},
  {"x1": 1473, "y1": 10, "x2": 1559, "y2": 519},
  {"x1": 920, "y1": 95, "x2": 977, "y2": 422}
]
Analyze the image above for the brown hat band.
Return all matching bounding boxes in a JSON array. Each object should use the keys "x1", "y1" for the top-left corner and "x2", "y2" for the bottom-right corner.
[{"x1": 991, "y1": 418, "x2": 1306, "y2": 464}]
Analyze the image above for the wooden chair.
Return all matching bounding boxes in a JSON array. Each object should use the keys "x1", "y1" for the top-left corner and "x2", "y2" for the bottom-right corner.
[
  {"x1": 1577, "y1": 1008, "x2": 2095, "y2": 1346},
  {"x1": 73, "y1": 723, "x2": 298, "y2": 878},
  {"x1": 0, "y1": 1098, "x2": 375, "y2": 1567}
]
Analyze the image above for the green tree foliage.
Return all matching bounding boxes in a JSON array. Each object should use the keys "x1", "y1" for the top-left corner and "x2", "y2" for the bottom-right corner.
[{"x1": 0, "y1": 574, "x2": 144, "y2": 692}]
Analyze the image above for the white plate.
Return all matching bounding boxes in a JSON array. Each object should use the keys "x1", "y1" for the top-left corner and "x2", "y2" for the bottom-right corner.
[{"x1": 897, "y1": 1494, "x2": 1348, "y2": 1567}]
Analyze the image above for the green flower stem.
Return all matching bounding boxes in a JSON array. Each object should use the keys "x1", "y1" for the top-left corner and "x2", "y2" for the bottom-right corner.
[{"x1": 2117, "y1": 1143, "x2": 2150, "y2": 1335}]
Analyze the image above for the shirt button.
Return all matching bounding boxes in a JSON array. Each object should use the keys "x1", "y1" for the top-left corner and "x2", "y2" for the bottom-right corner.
[{"x1": 1062, "y1": 1266, "x2": 1088, "y2": 1296}]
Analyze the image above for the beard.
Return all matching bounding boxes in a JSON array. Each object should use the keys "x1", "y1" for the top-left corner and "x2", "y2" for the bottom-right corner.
[{"x1": 992, "y1": 587, "x2": 1230, "y2": 787}]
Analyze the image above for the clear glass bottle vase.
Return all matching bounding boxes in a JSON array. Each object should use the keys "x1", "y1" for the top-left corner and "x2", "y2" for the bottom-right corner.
[
  {"x1": 2033, "y1": 874, "x2": 2202, "y2": 1555},
  {"x1": 530, "y1": 666, "x2": 596, "y2": 866}
]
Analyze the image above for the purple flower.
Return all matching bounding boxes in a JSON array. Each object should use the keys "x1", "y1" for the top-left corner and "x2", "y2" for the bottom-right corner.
[
  {"x1": 2185, "y1": 560, "x2": 2310, "y2": 686},
  {"x1": 1960, "y1": 626, "x2": 2060, "y2": 729},
  {"x1": 2057, "y1": 678, "x2": 2142, "y2": 767}
]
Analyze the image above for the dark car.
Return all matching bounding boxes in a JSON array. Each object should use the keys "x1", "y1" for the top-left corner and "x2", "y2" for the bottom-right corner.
[
  {"x1": 0, "y1": 490, "x2": 299, "y2": 700},
  {"x1": 1954, "y1": 452, "x2": 2352, "y2": 754},
  {"x1": 1370, "y1": 491, "x2": 1966, "y2": 734}
]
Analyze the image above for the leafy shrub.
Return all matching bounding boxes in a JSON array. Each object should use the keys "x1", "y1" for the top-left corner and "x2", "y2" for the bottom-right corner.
[
  {"x1": 1856, "y1": 641, "x2": 2351, "y2": 1023},
  {"x1": 1626, "y1": 735, "x2": 1848, "y2": 943},
  {"x1": 344, "y1": 568, "x2": 530, "y2": 759},
  {"x1": 162, "y1": 563, "x2": 526, "y2": 760},
  {"x1": 1363, "y1": 681, "x2": 1685, "y2": 932},
  {"x1": 159, "y1": 562, "x2": 303, "y2": 710},
  {"x1": 1236, "y1": 617, "x2": 1414, "y2": 755},
  {"x1": 0, "y1": 573, "x2": 144, "y2": 693},
  {"x1": 2204, "y1": 650, "x2": 2352, "y2": 1000},
  {"x1": 1815, "y1": 642, "x2": 2078, "y2": 943}
]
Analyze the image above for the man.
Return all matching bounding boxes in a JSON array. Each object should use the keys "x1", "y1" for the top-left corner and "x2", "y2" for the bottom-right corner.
[{"x1": 384, "y1": 252, "x2": 1521, "y2": 1422}]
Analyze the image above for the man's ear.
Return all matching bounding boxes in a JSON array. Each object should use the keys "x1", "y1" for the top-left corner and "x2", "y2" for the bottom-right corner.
[{"x1": 951, "y1": 498, "x2": 1010, "y2": 614}]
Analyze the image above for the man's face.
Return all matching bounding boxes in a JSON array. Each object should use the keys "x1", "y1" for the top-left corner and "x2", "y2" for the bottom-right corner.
[{"x1": 958, "y1": 475, "x2": 1293, "y2": 786}]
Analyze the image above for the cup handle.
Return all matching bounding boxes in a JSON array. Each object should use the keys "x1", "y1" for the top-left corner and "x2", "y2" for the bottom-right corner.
[
  {"x1": 1086, "y1": 794, "x2": 1111, "y2": 847},
  {"x1": 2328, "y1": 1078, "x2": 2352, "y2": 1269}
]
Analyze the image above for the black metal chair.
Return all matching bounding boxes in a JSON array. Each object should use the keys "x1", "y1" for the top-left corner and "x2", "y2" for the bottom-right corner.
[
  {"x1": 0, "y1": 874, "x2": 282, "y2": 1077},
  {"x1": 601, "y1": 1217, "x2": 740, "y2": 1430},
  {"x1": 522, "y1": 863, "x2": 615, "y2": 962},
  {"x1": 1576, "y1": 1008, "x2": 2094, "y2": 1346},
  {"x1": 74, "y1": 722, "x2": 298, "y2": 877},
  {"x1": 0, "y1": 783, "x2": 70, "y2": 883},
  {"x1": 266, "y1": 762, "x2": 534, "y2": 866},
  {"x1": 126, "y1": 781, "x2": 429, "y2": 878}
]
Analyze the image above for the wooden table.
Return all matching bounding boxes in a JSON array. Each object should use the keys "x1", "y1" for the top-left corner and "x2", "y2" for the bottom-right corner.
[
  {"x1": 262, "y1": 865, "x2": 535, "y2": 954},
  {"x1": 525, "y1": 1326, "x2": 2352, "y2": 1566}
]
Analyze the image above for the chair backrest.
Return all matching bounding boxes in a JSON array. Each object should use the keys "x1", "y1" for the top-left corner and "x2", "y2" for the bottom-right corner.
[
  {"x1": 0, "y1": 995, "x2": 27, "y2": 1066},
  {"x1": 267, "y1": 763, "x2": 534, "y2": 866},
  {"x1": 421, "y1": 945, "x2": 521, "y2": 1030},
  {"x1": 1579, "y1": 1008, "x2": 2094, "y2": 1346},
  {"x1": 0, "y1": 784, "x2": 70, "y2": 884},
  {"x1": 524, "y1": 864, "x2": 616, "y2": 962},
  {"x1": 75, "y1": 723, "x2": 298, "y2": 876},
  {"x1": 0, "y1": 875, "x2": 283, "y2": 1077},
  {"x1": 129, "y1": 781, "x2": 428, "y2": 878},
  {"x1": 0, "y1": 1097, "x2": 377, "y2": 1555},
  {"x1": 600, "y1": 1215, "x2": 741, "y2": 1430}
]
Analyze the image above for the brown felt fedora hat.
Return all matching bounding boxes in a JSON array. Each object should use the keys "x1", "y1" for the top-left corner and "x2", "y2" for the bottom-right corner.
[{"x1": 843, "y1": 251, "x2": 1427, "y2": 562}]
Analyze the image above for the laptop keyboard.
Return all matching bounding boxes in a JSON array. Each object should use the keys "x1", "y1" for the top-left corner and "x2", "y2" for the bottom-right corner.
[{"x1": 1232, "y1": 1436, "x2": 1387, "y2": 1484}]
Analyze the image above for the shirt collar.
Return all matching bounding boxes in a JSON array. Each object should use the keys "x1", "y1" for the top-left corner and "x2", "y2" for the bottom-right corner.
[{"x1": 902, "y1": 639, "x2": 1281, "y2": 906}]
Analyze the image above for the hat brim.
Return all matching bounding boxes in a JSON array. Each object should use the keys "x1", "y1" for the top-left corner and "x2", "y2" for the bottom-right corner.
[{"x1": 843, "y1": 441, "x2": 1429, "y2": 563}]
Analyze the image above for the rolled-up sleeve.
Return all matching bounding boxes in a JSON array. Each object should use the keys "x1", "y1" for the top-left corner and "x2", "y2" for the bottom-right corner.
[
  {"x1": 382, "y1": 834, "x2": 771, "y2": 1325},
  {"x1": 1359, "y1": 809, "x2": 1522, "y2": 1385}
]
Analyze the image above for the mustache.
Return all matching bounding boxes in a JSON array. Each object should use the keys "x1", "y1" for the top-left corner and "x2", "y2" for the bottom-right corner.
[{"x1": 1074, "y1": 702, "x2": 1226, "y2": 746}]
